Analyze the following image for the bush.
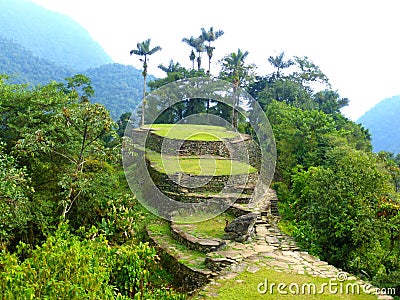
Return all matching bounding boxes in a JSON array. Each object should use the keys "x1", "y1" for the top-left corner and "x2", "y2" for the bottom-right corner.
[
  {"x1": 0, "y1": 146, "x2": 32, "y2": 249},
  {"x1": 0, "y1": 222, "x2": 186, "y2": 299},
  {"x1": 0, "y1": 223, "x2": 115, "y2": 299}
]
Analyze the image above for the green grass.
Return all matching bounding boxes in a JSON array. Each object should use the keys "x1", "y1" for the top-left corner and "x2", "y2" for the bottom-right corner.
[
  {"x1": 172, "y1": 212, "x2": 224, "y2": 224},
  {"x1": 146, "y1": 220, "x2": 171, "y2": 236},
  {"x1": 144, "y1": 124, "x2": 240, "y2": 141},
  {"x1": 206, "y1": 267, "x2": 377, "y2": 300},
  {"x1": 190, "y1": 213, "x2": 235, "y2": 239},
  {"x1": 176, "y1": 213, "x2": 236, "y2": 239},
  {"x1": 146, "y1": 151, "x2": 257, "y2": 176}
]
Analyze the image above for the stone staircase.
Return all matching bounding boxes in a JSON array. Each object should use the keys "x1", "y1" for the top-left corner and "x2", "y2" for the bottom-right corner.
[{"x1": 146, "y1": 189, "x2": 392, "y2": 299}]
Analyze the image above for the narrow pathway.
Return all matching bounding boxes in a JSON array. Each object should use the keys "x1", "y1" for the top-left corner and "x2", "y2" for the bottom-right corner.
[
  {"x1": 193, "y1": 216, "x2": 393, "y2": 299},
  {"x1": 148, "y1": 188, "x2": 393, "y2": 299},
  {"x1": 189, "y1": 188, "x2": 393, "y2": 300}
]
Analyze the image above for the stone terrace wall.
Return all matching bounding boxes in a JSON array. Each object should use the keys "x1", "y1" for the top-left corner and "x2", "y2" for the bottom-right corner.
[
  {"x1": 171, "y1": 224, "x2": 225, "y2": 253},
  {"x1": 145, "y1": 131, "x2": 261, "y2": 169},
  {"x1": 145, "y1": 131, "x2": 230, "y2": 157},
  {"x1": 146, "y1": 229, "x2": 213, "y2": 292},
  {"x1": 147, "y1": 162, "x2": 258, "y2": 202}
]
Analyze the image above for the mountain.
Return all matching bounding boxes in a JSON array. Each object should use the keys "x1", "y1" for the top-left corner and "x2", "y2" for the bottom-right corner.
[
  {"x1": 0, "y1": 35, "x2": 148, "y2": 119},
  {"x1": 0, "y1": 0, "x2": 112, "y2": 70},
  {"x1": 0, "y1": 35, "x2": 75, "y2": 84},
  {"x1": 0, "y1": 0, "x2": 156, "y2": 120},
  {"x1": 357, "y1": 95, "x2": 400, "y2": 154},
  {"x1": 83, "y1": 64, "x2": 155, "y2": 120}
]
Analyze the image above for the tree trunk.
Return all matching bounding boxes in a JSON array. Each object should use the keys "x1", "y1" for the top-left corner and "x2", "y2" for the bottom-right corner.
[
  {"x1": 231, "y1": 85, "x2": 238, "y2": 128},
  {"x1": 141, "y1": 74, "x2": 146, "y2": 126}
]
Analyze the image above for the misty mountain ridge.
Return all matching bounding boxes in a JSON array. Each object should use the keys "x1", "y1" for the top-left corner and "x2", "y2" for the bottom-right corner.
[
  {"x1": 0, "y1": 34, "x2": 150, "y2": 119},
  {"x1": 0, "y1": 0, "x2": 112, "y2": 70},
  {"x1": 0, "y1": 0, "x2": 155, "y2": 120},
  {"x1": 357, "y1": 95, "x2": 400, "y2": 154}
]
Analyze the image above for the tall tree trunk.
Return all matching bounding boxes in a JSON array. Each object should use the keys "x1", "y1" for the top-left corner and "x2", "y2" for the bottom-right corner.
[
  {"x1": 197, "y1": 56, "x2": 201, "y2": 71},
  {"x1": 141, "y1": 59, "x2": 147, "y2": 127},
  {"x1": 141, "y1": 75, "x2": 146, "y2": 126},
  {"x1": 207, "y1": 99, "x2": 210, "y2": 123},
  {"x1": 231, "y1": 85, "x2": 237, "y2": 128}
]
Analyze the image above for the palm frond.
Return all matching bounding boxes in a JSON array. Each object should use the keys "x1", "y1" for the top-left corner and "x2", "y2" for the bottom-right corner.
[{"x1": 147, "y1": 46, "x2": 162, "y2": 55}]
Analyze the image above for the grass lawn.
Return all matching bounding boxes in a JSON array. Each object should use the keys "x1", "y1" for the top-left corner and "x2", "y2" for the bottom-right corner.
[
  {"x1": 192, "y1": 213, "x2": 235, "y2": 238},
  {"x1": 204, "y1": 267, "x2": 377, "y2": 300},
  {"x1": 174, "y1": 212, "x2": 236, "y2": 239},
  {"x1": 144, "y1": 124, "x2": 240, "y2": 141},
  {"x1": 146, "y1": 151, "x2": 257, "y2": 176}
]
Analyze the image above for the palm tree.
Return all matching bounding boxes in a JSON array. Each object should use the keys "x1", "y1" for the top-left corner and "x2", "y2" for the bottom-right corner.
[
  {"x1": 189, "y1": 50, "x2": 196, "y2": 70},
  {"x1": 158, "y1": 60, "x2": 183, "y2": 74},
  {"x1": 267, "y1": 52, "x2": 293, "y2": 79},
  {"x1": 182, "y1": 36, "x2": 205, "y2": 70},
  {"x1": 201, "y1": 27, "x2": 224, "y2": 73},
  {"x1": 130, "y1": 39, "x2": 161, "y2": 126},
  {"x1": 220, "y1": 49, "x2": 250, "y2": 127}
]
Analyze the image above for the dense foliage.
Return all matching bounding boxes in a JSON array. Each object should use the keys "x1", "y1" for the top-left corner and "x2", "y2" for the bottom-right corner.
[
  {"x1": 248, "y1": 55, "x2": 400, "y2": 295},
  {"x1": 0, "y1": 223, "x2": 184, "y2": 299},
  {"x1": 0, "y1": 76, "x2": 184, "y2": 299}
]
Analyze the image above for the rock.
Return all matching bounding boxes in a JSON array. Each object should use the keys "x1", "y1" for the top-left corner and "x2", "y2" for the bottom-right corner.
[
  {"x1": 247, "y1": 265, "x2": 260, "y2": 273},
  {"x1": 377, "y1": 295, "x2": 393, "y2": 300},
  {"x1": 223, "y1": 212, "x2": 260, "y2": 242},
  {"x1": 235, "y1": 280, "x2": 245, "y2": 284},
  {"x1": 205, "y1": 256, "x2": 237, "y2": 271}
]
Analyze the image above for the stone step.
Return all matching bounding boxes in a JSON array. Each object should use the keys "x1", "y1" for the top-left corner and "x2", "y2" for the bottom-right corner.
[
  {"x1": 270, "y1": 199, "x2": 279, "y2": 216},
  {"x1": 146, "y1": 225, "x2": 215, "y2": 292},
  {"x1": 228, "y1": 184, "x2": 256, "y2": 194},
  {"x1": 162, "y1": 190, "x2": 253, "y2": 204},
  {"x1": 171, "y1": 224, "x2": 226, "y2": 253},
  {"x1": 228, "y1": 203, "x2": 269, "y2": 217}
]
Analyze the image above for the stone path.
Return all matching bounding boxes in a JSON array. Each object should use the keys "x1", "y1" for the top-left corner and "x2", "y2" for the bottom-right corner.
[
  {"x1": 192, "y1": 216, "x2": 393, "y2": 299},
  {"x1": 147, "y1": 187, "x2": 393, "y2": 299}
]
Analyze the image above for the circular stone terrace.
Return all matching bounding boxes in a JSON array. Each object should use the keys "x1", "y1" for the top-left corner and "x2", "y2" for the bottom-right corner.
[{"x1": 142, "y1": 124, "x2": 260, "y2": 205}]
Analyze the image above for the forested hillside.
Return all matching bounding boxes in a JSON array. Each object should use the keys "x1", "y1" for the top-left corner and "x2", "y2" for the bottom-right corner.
[
  {"x1": 0, "y1": 0, "x2": 112, "y2": 70},
  {"x1": 0, "y1": 35, "x2": 150, "y2": 119},
  {"x1": 0, "y1": 0, "x2": 160, "y2": 120},
  {"x1": 358, "y1": 95, "x2": 400, "y2": 154},
  {"x1": 83, "y1": 64, "x2": 155, "y2": 120},
  {"x1": 0, "y1": 35, "x2": 74, "y2": 84}
]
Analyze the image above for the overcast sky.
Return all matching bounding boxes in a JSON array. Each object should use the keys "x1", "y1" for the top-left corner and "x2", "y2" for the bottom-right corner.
[{"x1": 28, "y1": 0, "x2": 400, "y2": 121}]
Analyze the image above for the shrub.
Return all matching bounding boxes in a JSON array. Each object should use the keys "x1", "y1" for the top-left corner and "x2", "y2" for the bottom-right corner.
[{"x1": 0, "y1": 222, "x2": 186, "y2": 299}]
